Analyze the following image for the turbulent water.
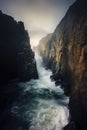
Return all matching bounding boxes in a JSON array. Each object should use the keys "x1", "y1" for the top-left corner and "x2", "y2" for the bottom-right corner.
[{"x1": 11, "y1": 53, "x2": 69, "y2": 130}]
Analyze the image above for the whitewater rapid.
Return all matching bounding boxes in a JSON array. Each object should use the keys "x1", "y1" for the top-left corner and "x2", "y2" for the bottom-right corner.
[{"x1": 11, "y1": 53, "x2": 69, "y2": 130}]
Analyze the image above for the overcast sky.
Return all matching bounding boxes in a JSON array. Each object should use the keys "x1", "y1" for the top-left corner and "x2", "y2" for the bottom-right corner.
[{"x1": 0, "y1": 0, "x2": 76, "y2": 47}]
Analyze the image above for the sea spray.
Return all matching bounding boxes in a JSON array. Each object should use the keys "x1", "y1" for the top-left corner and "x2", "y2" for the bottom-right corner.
[{"x1": 11, "y1": 53, "x2": 69, "y2": 130}]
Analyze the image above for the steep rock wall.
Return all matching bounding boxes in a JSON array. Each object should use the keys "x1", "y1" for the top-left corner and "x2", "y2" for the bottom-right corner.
[
  {"x1": 0, "y1": 11, "x2": 38, "y2": 84},
  {"x1": 37, "y1": 0, "x2": 87, "y2": 129}
]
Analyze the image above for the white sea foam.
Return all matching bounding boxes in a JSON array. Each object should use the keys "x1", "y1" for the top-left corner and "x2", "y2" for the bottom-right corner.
[
  {"x1": 29, "y1": 98, "x2": 69, "y2": 130},
  {"x1": 13, "y1": 53, "x2": 69, "y2": 130}
]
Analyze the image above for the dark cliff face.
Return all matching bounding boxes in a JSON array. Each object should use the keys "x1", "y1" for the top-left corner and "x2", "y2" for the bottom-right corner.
[
  {"x1": 0, "y1": 11, "x2": 38, "y2": 84},
  {"x1": 37, "y1": 0, "x2": 87, "y2": 129}
]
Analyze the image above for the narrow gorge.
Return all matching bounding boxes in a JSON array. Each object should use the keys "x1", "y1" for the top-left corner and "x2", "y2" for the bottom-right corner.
[
  {"x1": 0, "y1": 11, "x2": 69, "y2": 130},
  {"x1": 0, "y1": 0, "x2": 87, "y2": 130}
]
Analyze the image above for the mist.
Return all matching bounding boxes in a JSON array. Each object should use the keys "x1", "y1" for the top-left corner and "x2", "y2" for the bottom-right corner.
[{"x1": 0, "y1": 0, "x2": 76, "y2": 46}]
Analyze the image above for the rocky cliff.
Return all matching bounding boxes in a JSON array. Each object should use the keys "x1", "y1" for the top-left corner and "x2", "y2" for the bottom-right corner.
[
  {"x1": 0, "y1": 11, "x2": 38, "y2": 84},
  {"x1": 36, "y1": 34, "x2": 52, "y2": 55},
  {"x1": 34, "y1": 33, "x2": 53, "y2": 68},
  {"x1": 37, "y1": 0, "x2": 87, "y2": 129}
]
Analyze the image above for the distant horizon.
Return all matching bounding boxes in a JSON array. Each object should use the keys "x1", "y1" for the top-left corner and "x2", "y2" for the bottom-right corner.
[{"x1": 0, "y1": 0, "x2": 76, "y2": 47}]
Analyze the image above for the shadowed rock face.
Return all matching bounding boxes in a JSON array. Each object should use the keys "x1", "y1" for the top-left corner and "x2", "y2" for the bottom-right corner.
[
  {"x1": 0, "y1": 11, "x2": 38, "y2": 130},
  {"x1": 0, "y1": 11, "x2": 38, "y2": 84},
  {"x1": 37, "y1": 0, "x2": 87, "y2": 129}
]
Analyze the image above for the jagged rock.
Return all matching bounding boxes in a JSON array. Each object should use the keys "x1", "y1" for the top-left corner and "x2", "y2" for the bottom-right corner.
[
  {"x1": 37, "y1": 0, "x2": 87, "y2": 129},
  {"x1": 0, "y1": 12, "x2": 38, "y2": 129},
  {"x1": 0, "y1": 11, "x2": 38, "y2": 84}
]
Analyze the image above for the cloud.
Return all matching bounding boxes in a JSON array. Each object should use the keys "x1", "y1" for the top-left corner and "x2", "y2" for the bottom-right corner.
[{"x1": 0, "y1": 0, "x2": 76, "y2": 46}]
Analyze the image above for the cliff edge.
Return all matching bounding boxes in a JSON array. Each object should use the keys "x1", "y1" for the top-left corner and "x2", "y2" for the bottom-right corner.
[{"x1": 0, "y1": 11, "x2": 38, "y2": 84}]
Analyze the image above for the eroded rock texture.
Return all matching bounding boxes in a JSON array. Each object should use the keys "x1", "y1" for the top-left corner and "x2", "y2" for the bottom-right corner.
[
  {"x1": 37, "y1": 0, "x2": 87, "y2": 129},
  {"x1": 0, "y1": 11, "x2": 38, "y2": 84}
]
